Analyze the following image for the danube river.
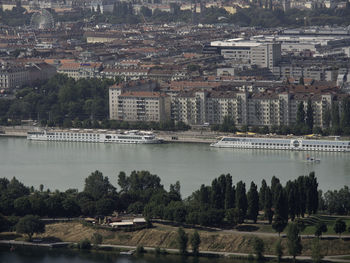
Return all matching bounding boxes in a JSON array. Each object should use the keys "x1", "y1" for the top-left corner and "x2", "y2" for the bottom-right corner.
[
  {"x1": 0, "y1": 247, "x2": 239, "y2": 263},
  {"x1": 0, "y1": 137, "x2": 349, "y2": 196}
]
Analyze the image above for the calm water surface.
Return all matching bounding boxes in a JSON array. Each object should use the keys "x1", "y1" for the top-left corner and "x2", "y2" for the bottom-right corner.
[
  {"x1": 0, "y1": 247, "x2": 242, "y2": 263},
  {"x1": 0, "y1": 137, "x2": 349, "y2": 196}
]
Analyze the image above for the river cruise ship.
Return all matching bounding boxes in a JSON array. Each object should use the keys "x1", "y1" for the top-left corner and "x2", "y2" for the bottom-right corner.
[
  {"x1": 210, "y1": 137, "x2": 350, "y2": 152},
  {"x1": 27, "y1": 129, "x2": 162, "y2": 144}
]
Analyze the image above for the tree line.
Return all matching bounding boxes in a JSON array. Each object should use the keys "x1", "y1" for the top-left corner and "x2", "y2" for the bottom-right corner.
[
  {"x1": 0, "y1": 170, "x2": 349, "y2": 232},
  {"x1": 0, "y1": 74, "x2": 190, "y2": 131}
]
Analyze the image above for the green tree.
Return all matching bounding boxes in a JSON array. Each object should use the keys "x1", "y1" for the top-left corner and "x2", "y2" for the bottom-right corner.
[
  {"x1": 274, "y1": 238, "x2": 283, "y2": 263},
  {"x1": 286, "y1": 181, "x2": 297, "y2": 221},
  {"x1": 340, "y1": 98, "x2": 350, "y2": 129},
  {"x1": 299, "y1": 77, "x2": 304, "y2": 85},
  {"x1": 247, "y1": 182, "x2": 259, "y2": 223},
  {"x1": 306, "y1": 98, "x2": 314, "y2": 132},
  {"x1": 78, "y1": 238, "x2": 91, "y2": 249},
  {"x1": 287, "y1": 223, "x2": 303, "y2": 262},
  {"x1": 314, "y1": 222, "x2": 327, "y2": 237},
  {"x1": 177, "y1": 227, "x2": 188, "y2": 255},
  {"x1": 274, "y1": 184, "x2": 288, "y2": 221},
  {"x1": 253, "y1": 237, "x2": 265, "y2": 260},
  {"x1": 220, "y1": 116, "x2": 236, "y2": 133},
  {"x1": 331, "y1": 103, "x2": 340, "y2": 128},
  {"x1": 259, "y1": 179, "x2": 267, "y2": 210},
  {"x1": 264, "y1": 186, "x2": 273, "y2": 224},
  {"x1": 296, "y1": 102, "x2": 305, "y2": 126},
  {"x1": 190, "y1": 230, "x2": 201, "y2": 256},
  {"x1": 323, "y1": 106, "x2": 331, "y2": 128},
  {"x1": 334, "y1": 219, "x2": 346, "y2": 238},
  {"x1": 91, "y1": 232, "x2": 103, "y2": 246},
  {"x1": 272, "y1": 215, "x2": 287, "y2": 236},
  {"x1": 311, "y1": 238, "x2": 323, "y2": 263},
  {"x1": 84, "y1": 170, "x2": 116, "y2": 200},
  {"x1": 224, "y1": 174, "x2": 234, "y2": 210},
  {"x1": 14, "y1": 196, "x2": 31, "y2": 216},
  {"x1": 0, "y1": 214, "x2": 10, "y2": 232},
  {"x1": 16, "y1": 215, "x2": 45, "y2": 241},
  {"x1": 235, "y1": 181, "x2": 248, "y2": 222}
]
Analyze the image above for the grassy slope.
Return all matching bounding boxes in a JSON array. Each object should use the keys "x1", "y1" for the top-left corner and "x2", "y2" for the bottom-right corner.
[{"x1": 38, "y1": 222, "x2": 350, "y2": 256}]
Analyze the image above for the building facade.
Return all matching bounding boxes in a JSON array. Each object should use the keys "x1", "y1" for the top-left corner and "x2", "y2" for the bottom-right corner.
[
  {"x1": 116, "y1": 92, "x2": 171, "y2": 122},
  {"x1": 171, "y1": 90, "x2": 336, "y2": 128}
]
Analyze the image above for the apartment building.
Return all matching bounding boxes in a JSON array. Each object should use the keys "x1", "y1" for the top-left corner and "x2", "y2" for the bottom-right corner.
[
  {"x1": 109, "y1": 80, "x2": 163, "y2": 121},
  {"x1": 116, "y1": 92, "x2": 171, "y2": 122},
  {"x1": 171, "y1": 89, "x2": 336, "y2": 128},
  {"x1": 172, "y1": 91, "x2": 248, "y2": 126}
]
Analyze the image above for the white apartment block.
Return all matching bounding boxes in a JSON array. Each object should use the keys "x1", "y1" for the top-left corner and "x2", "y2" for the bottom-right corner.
[
  {"x1": 109, "y1": 85, "x2": 171, "y2": 122},
  {"x1": 171, "y1": 90, "x2": 335, "y2": 128}
]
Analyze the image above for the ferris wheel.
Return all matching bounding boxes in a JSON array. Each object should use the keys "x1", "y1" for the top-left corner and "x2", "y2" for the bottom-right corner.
[{"x1": 30, "y1": 9, "x2": 55, "y2": 30}]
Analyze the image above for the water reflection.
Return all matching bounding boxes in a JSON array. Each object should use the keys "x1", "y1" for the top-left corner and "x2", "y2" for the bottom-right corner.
[{"x1": 0, "y1": 247, "x2": 248, "y2": 263}]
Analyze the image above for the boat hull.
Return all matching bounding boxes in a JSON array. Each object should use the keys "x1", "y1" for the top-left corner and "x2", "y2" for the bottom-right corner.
[{"x1": 210, "y1": 136, "x2": 350, "y2": 152}]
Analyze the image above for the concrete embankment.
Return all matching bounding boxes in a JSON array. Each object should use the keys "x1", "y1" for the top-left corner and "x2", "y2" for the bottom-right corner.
[
  {"x1": 0, "y1": 126, "x2": 28, "y2": 137},
  {"x1": 0, "y1": 240, "x2": 70, "y2": 248}
]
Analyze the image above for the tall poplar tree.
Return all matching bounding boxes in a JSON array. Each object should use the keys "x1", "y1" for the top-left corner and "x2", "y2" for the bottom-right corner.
[
  {"x1": 235, "y1": 181, "x2": 248, "y2": 220},
  {"x1": 332, "y1": 103, "x2": 340, "y2": 127},
  {"x1": 259, "y1": 179, "x2": 267, "y2": 210},
  {"x1": 247, "y1": 182, "x2": 259, "y2": 223},
  {"x1": 286, "y1": 181, "x2": 297, "y2": 221},
  {"x1": 274, "y1": 184, "x2": 289, "y2": 221},
  {"x1": 264, "y1": 186, "x2": 273, "y2": 224},
  {"x1": 287, "y1": 223, "x2": 303, "y2": 262},
  {"x1": 340, "y1": 98, "x2": 350, "y2": 129},
  {"x1": 296, "y1": 102, "x2": 305, "y2": 126},
  {"x1": 224, "y1": 174, "x2": 234, "y2": 210},
  {"x1": 306, "y1": 98, "x2": 314, "y2": 131}
]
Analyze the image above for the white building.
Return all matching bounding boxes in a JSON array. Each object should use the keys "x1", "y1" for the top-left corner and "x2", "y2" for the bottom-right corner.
[{"x1": 209, "y1": 38, "x2": 281, "y2": 69}]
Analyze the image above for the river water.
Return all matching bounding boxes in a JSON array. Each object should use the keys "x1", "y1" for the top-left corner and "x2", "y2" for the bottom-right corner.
[
  {"x1": 0, "y1": 247, "x2": 242, "y2": 263},
  {"x1": 0, "y1": 137, "x2": 349, "y2": 196}
]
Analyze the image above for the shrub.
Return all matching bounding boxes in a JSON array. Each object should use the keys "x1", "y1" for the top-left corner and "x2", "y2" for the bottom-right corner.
[{"x1": 78, "y1": 239, "x2": 91, "y2": 250}]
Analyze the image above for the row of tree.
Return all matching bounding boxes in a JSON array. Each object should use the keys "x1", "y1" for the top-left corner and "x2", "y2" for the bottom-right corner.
[
  {"x1": 0, "y1": 171, "x2": 349, "y2": 230},
  {"x1": 0, "y1": 74, "x2": 190, "y2": 131},
  {"x1": 144, "y1": 172, "x2": 319, "y2": 229}
]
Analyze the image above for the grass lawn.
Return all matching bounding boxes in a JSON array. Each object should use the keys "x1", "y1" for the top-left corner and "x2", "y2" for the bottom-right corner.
[{"x1": 300, "y1": 216, "x2": 350, "y2": 236}]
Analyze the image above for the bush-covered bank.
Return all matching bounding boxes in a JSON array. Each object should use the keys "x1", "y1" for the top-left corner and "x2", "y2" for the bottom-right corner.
[{"x1": 36, "y1": 221, "x2": 350, "y2": 257}]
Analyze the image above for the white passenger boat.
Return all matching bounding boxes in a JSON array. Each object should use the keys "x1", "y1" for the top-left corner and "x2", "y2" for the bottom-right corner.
[
  {"x1": 210, "y1": 136, "x2": 350, "y2": 152},
  {"x1": 27, "y1": 129, "x2": 162, "y2": 144}
]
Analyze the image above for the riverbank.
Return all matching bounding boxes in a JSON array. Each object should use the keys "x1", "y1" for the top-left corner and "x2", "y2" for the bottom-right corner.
[
  {"x1": 5, "y1": 221, "x2": 347, "y2": 261},
  {"x1": 0, "y1": 125, "x2": 219, "y2": 143},
  {"x1": 1, "y1": 125, "x2": 350, "y2": 144}
]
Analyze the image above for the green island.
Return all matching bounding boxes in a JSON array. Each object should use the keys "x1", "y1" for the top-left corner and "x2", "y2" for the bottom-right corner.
[{"x1": 0, "y1": 170, "x2": 349, "y2": 262}]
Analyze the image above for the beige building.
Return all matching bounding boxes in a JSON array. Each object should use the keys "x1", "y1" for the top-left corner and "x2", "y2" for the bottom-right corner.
[
  {"x1": 171, "y1": 89, "x2": 335, "y2": 128},
  {"x1": 57, "y1": 62, "x2": 102, "y2": 80},
  {"x1": 111, "y1": 91, "x2": 171, "y2": 122},
  {"x1": 0, "y1": 64, "x2": 29, "y2": 89},
  {"x1": 0, "y1": 62, "x2": 56, "y2": 89}
]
